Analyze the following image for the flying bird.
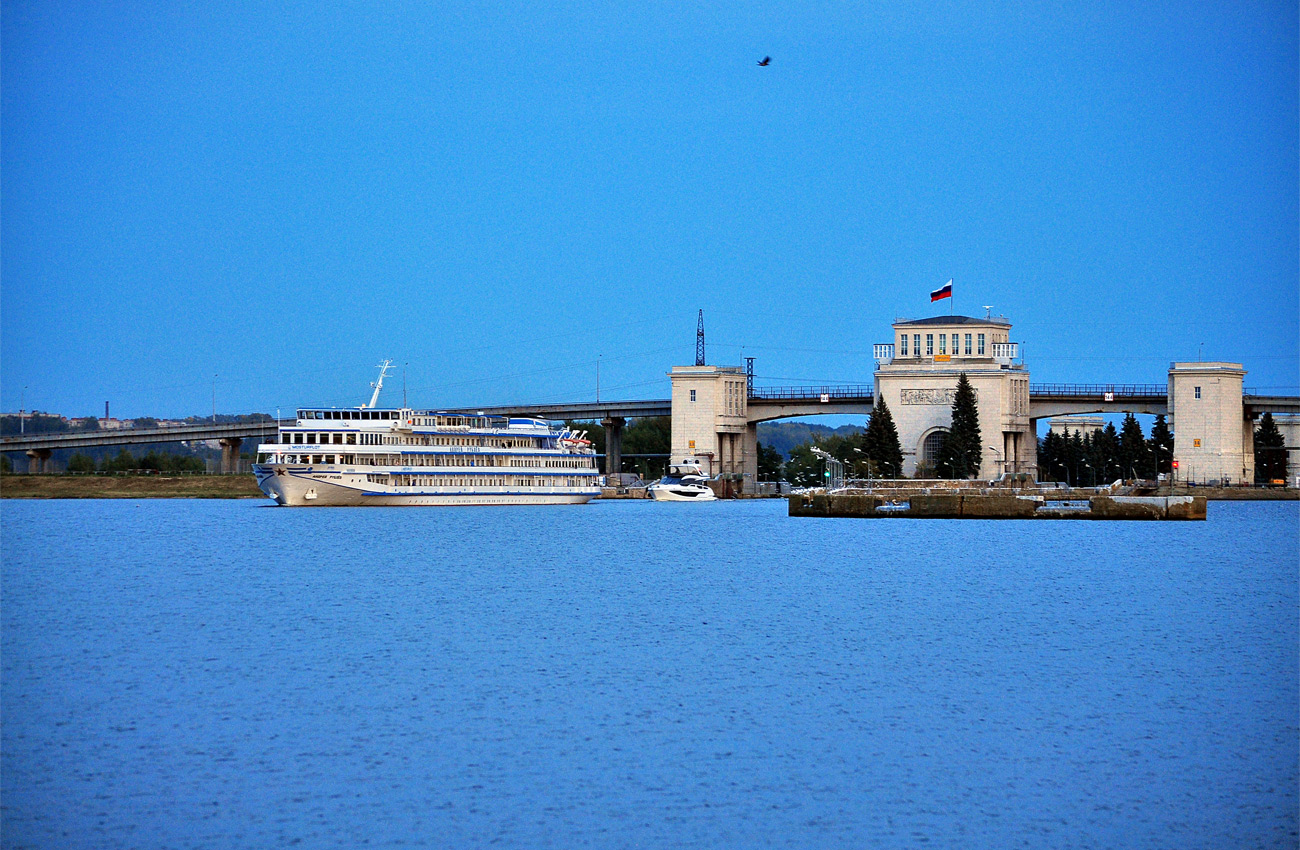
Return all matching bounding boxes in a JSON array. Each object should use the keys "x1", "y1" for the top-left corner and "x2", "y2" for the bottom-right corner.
[{"x1": 758, "y1": 56, "x2": 771, "y2": 66}]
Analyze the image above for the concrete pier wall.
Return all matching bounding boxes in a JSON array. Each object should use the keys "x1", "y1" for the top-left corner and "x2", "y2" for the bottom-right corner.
[{"x1": 790, "y1": 492, "x2": 1207, "y2": 520}]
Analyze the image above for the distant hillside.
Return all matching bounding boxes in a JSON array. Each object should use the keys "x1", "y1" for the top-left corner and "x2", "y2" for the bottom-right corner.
[{"x1": 756, "y1": 421, "x2": 865, "y2": 459}]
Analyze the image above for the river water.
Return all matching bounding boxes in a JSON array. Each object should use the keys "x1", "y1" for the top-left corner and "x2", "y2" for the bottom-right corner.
[{"x1": 2, "y1": 498, "x2": 1296, "y2": 848}]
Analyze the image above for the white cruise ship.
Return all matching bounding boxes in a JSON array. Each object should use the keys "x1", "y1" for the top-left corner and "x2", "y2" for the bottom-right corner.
[{"x1": 252, "y1": 363, "x2": 600, "y2": 507}]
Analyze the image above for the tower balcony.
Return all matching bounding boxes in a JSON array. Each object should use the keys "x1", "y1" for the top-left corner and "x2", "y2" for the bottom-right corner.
[{"x1": 875, "y1": 342, "x2": 1024, "y2": 369}]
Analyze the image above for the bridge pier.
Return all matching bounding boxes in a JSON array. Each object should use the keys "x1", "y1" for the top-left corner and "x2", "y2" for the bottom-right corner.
[
  {"x1": 601, "y1": 417, "x2": 624, "y2": 477},
  {"x1": 219, "y1": 438, "x2": 243, "y2": 475},
  {"x1": 742, "y1": 424, "x2": 759, "y2": 493},
  {"x1": 25, "y1": 448, "x2": 51, "y2": 474}
]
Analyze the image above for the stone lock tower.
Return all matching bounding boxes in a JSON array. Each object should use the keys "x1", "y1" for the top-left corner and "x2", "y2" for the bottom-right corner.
[
  {"x1": 1167, "y1": 362, "x2": 1251, "y2": 485},
  {"x1": 873, "y1": 315, "x2": 1034, "y2": 478}
]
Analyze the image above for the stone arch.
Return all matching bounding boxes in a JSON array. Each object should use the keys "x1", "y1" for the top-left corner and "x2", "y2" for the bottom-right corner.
[{"x1": 916, "y1": 427, "x2": 949, "y2": 476}]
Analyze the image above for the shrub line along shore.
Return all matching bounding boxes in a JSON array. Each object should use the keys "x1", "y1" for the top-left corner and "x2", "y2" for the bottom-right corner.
[{"x1": 0, "y1": 475, "x2": 264, "y2": 499}]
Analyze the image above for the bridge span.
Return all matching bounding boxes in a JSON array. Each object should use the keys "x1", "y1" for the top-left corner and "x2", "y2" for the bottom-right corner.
[{"x1": 4, "y1": 383, "x2": 1297, "y2": 478}]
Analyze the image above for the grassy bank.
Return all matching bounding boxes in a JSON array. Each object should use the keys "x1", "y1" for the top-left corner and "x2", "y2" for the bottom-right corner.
[{"x1": 0, "y1": 474, "x2": 264, "y2": 499}]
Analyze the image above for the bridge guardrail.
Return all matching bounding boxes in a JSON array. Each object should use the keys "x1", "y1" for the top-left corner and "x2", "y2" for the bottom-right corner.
[
  {"x1": 1029, "y1": 383, "x2": 1168, "y2": 397},
  {"x1": 748, "y1": 385, "x2": 875, "y2": 401}
]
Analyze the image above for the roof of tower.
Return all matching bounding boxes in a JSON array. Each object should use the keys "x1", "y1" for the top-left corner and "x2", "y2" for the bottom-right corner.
[{"x1": 893, "y1": 315, "x2": 1011, "y2": 327}]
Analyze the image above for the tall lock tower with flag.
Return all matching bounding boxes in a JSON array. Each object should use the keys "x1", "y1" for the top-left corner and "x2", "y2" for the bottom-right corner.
[{"x1": 871, "y1": 289, "x2": 1033, "y2": 478}]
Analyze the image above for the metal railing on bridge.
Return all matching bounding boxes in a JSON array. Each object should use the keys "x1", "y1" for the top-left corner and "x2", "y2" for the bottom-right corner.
[
  {"x1": 1029, "y1": 383, "x2": 1168, "y2": 398},
  {"x1": 748, "y1": 385, "x2": 875, "y2": 402}
]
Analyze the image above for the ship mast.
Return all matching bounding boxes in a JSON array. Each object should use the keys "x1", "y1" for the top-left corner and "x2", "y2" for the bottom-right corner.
[{"x1": 365, "y1": 359, "x2": 394, "y2": 409}]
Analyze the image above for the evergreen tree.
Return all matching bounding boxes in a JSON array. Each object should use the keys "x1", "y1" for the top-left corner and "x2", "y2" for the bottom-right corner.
[
  {"x1": 67, "y1": 453, "x2": 96, "y2": 473},
  {"x1": 1038, "y1": 430, "x2": 1063, "y2": 482},
  {"x1": 1254, "y1": 413, "x2": 1287, "y2": 483},
  {"x1": 862, "y1": 396, "x2": 904, "y2": 478},
  {"x1": 1066, "y1": 429, "x2": 1086, "y2": 485},
  {"x1": 937, "y1": 373, "x2": 981, "y2": 479},
  {"x1": 1078, "y1": 431, "x2": 1095, "y2": 485},
  {"x1": 1117, "y1": 413, "x2": 1151, "y2": 480},
  {"x1": 1091, "y1": 423, "x2": 1120, "y2": 483},
  {"x1": 1148, "y1": 414, "x2": 1173, "y2": 475}
]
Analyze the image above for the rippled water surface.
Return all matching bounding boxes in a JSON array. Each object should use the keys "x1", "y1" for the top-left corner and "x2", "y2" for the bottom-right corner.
[{"x1": 3, "y1": 498, "x2": 1297, "y2": 848}]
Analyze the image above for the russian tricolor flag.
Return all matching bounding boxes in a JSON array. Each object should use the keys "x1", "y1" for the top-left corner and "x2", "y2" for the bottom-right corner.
[{"x1": 930, "y1": 279, "x2": 953, "y2": 302}]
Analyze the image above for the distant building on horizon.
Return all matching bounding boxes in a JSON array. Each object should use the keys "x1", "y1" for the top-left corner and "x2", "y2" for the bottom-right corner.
[{"x1": 1048, "y1": 416, "x2": 1105, "y2": 436}]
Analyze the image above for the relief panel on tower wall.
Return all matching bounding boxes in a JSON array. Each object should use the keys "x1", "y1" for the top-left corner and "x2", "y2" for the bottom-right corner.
[{"x1": 900, "y1": 388, "x2": 978, "y2": 405}]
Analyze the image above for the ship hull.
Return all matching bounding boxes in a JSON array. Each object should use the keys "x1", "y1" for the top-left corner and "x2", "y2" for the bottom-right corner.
[{"x1": 255, "y1": 465, "x2": 599, "y2": 507}]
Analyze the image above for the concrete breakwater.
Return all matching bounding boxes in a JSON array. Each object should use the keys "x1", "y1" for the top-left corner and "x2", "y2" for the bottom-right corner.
[{"x1": 791, "y1": 492, "x2": 1207, "y2": 521}]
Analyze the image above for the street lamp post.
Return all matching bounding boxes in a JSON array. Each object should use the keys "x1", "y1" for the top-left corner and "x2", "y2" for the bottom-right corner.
[
  {"x1": 987, "y1": 445, "x2": 1004, "y2": 478},
  {"x1": 810, "y1": 446, "x2": 842, "y2": 491},
  {"x1": 852, "y1": 448, "x2": 866, "y2": 489}
]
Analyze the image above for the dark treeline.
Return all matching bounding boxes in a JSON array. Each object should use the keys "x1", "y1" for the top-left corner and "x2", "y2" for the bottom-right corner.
[
  {"x1": 778, "y1": 399, "x2": 907, "y2": 486},
  {"x1": 564, "y1": 417, "x2": 672, "y2": 480},
  {"x1": 68, "y1": 450, "x2": 206, "y2": 474},
  {"x1": 3, "y1": 441, "x2": 221, "y2": 474},
  {"x1": 1037, "y1": 413, "x2": 1171, "y2": 485},
  {"x1": 1254, "y1": 412, "x2": 1287, "y2": 483}
]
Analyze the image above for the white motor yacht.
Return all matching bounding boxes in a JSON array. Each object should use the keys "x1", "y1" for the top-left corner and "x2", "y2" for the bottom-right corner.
[{"x1": 647, "y1": 458, "x2": 718, "y2": 502}]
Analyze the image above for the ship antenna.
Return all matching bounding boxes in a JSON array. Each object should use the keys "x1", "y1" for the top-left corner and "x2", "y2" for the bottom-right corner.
[
  {"x1": 695, "y1": 309, "x2": 706, "y2": 366},
  {"x1": 366, "y1": 359, "x2": 394, "y2": 409}
]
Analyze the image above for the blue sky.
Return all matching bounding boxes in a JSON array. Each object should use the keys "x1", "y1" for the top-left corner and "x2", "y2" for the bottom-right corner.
[{"x1": 3, "y1": 1, "x2": 1296, "y2": 419}]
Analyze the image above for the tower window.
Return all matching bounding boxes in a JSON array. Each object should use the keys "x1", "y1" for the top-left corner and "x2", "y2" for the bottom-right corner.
[
  {"x1": 964, "y1": 334, "x2": 972, "y2": 355},
  {"x1": 978, "y1": 334, "x2": 985, "y2": 355},
  {"x1": 690, "y1": 390, "x2": 697, "y2": 402},
  {"x1": 939, "y1": 335, "x2": 947, "y2": 355},
  {"x1": 900, "y1": 335, "x2": 908, "y2": 356},
  {"x1": 926, "y1": 334, "x2": 933, "y2": 356},
  {"x1": 1194, "y1": 386, "x2": 1201, "y2": 399},
  {"x1": 914, "y1": 334, "x2": 921, "y2": 356}
]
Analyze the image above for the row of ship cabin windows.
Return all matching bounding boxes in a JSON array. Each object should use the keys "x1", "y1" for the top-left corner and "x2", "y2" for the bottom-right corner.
[
  {"x1": 299, "y1": 410, "x2": 399, "y2": 421},
  {"x1": 268, "y1": 452, "x2": 591, "y2": 468},
  {"x1": 897, "y1": 332, "x2": 1010, "y2": 357},
  {"x1": 283, "y1": 432, "x2": 541, "y2": 448},
  {"x1": 368, "y1": 474, "x2": 588, "y2": 488},
  {"x1": 297, "y1": 410, "x2": 496, "y2": 428}
]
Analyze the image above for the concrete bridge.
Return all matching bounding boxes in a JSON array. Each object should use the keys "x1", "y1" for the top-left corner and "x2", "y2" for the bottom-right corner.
[
  {"x1": 1, "y1": 420, "x2": 287, "y2": 474},
  {"x1": 451, "y1": 386, "x2": 878, "y2": 475},
  {"x1": 5, "y1": 382, "x2": 1297, "y2": 480},
  {"x1": 466, "y1": 380, "x2": 1300, "y2": 479},
  {"x1": 1027, "y1": 382, "x2": 1298, "y2": 419}
]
